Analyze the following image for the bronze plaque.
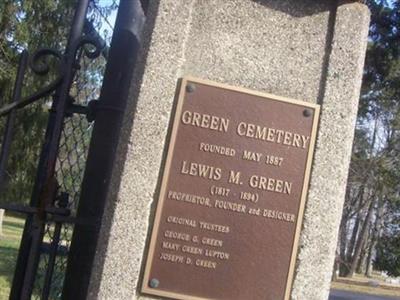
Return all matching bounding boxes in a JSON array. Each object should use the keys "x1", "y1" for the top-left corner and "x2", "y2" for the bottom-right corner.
[{"x1": 142, "y1": 77, "x2": 320, "y2": 300}]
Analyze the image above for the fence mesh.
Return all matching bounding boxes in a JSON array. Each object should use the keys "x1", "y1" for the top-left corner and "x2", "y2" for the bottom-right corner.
[{"x1": 31, "y1": 1, "x2": 119, "y2": 298}]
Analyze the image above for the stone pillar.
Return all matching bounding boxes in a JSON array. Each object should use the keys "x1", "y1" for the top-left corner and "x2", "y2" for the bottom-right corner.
[{"x1": 88, "y1": 1, "x2": 370, "y2": 299}]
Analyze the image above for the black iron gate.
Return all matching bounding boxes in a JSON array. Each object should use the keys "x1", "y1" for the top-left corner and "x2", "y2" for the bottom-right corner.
[{"x1": 0, "y1": 0, "x2": 146, "y2": 299}]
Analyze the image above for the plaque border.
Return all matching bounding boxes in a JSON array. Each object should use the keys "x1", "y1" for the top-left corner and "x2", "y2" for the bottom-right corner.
[{"x1": 141, "y1": 76, "x2": 320, "y2": 300}]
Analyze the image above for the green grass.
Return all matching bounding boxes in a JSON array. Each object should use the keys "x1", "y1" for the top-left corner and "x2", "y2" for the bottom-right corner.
[
  {"x1": 0, "y1": 214, "x2": 24, "y2": 300},
  {"x1": 331, "y1": 281, "x2": 400, "y2": 298},
  {"x1": 332, "y1": 273, "x2": 400, "y2": 298},
  {"x1": 0, "y1": 215, "x2": 71, "y2": 300}
]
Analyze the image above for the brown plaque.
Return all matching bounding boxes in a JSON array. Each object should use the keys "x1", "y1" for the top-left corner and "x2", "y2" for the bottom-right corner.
[{"x1": 142, "y1": 77, "x2": 320, "y2": 300}]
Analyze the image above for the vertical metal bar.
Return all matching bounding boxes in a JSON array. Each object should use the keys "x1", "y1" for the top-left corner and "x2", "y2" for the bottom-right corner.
[
  {"x1": 41, "y1": 192, "x2": 67, "y2": 299},
  {"x1": 62, "y1": 1, "x2": 146, "y2": 299},
  {"x1": 10, "y1": 1, "x2": 90, "y2": 299},
  {"x1": 40, "y1": 222, "x2": 62, "y2": 300},
  {"x1": 0, "y1": 51, "x2": 28, "y2": 299},
  {"x1": 0, "y1": 51, "x2": 28, "y2": 191}
]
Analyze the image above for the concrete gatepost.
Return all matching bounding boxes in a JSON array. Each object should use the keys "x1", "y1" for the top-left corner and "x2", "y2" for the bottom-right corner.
[{"x1": 88, "y1": 1, "x2": 370, "y2": 299}]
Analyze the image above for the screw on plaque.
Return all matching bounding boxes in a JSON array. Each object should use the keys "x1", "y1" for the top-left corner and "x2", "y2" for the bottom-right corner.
[
  {"x1": 186, "y1": 83, "x2": 196, "y2": 93},
  {"x1": 303, "y1": 109, "x2": 312, "y2": 117},
  {"x1": 149, "y1": 278, "x2": 159, "y2": 288}
]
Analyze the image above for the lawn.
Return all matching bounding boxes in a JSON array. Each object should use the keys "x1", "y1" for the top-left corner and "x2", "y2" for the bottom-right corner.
[
  {"x1": 0, "y1": 214, "x2": 24, "y2": 300},
  {"x1": 0, "y1": 214, "x2": 71, "y2": 300},
  {"x1": 331, "y1": 274, "x2": 400, "y2": 298}
]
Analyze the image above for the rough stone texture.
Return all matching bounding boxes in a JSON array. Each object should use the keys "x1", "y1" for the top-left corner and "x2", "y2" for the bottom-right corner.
[
  {"x1": 290, "y1": 2, "x2": 370, "y2": 300},
  {"x1": 88, "y1": 1, "x2": 370, "y2": 299}
]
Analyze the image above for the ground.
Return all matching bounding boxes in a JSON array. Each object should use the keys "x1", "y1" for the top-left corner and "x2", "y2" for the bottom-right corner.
[
  {"x1": 0, "y1": 214, "x2": 23, "y2": 300},
  {"x1": 331, "y1": 275, "x2": 400, "y2": 298},
  {"x1": 329, "y1": 289, "x2": 400, "y2": 300}
]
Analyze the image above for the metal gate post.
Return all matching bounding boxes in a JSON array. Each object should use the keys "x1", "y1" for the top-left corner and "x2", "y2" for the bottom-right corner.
[
  {"x1": 10, "y1": 1, "x2": 90, "y2": 299},
  {"x1": 0, "y1": 51, "x2": 28, "y2": 190},
  {"x1": 62, "y1": 1, "x2": 146, "y2": 299}
]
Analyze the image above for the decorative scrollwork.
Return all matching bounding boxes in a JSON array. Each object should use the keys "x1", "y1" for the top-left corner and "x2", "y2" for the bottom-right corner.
[
  {"x1": 74, "y1": 36, "x2": 104, "y2": 60},
  {"x1": 0, "y1": 49, "x2": 66, "y2": 117},
  {"x1": 0, "y1": 27, "x2": 105, "y2": 117},
  {"x1": 30, "y1": 48, "x2": 63, "y2": 76}
]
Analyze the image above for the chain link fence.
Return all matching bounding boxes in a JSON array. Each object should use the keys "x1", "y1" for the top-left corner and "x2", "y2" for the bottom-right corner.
[{"x1": 30, "y1": 1, "x2": 119, "y2": 298}]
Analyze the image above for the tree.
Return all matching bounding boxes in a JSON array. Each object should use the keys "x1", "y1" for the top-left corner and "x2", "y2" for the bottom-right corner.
[
  {"x1": 374, "y1": 199, "x2": 400, "y2": 277},
  {"x1": 0, "y1": 0, "x2": 76, "y2": 203},
  {"x1": 0, "y1": 0, "x2": 116, "y2": 232}
]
